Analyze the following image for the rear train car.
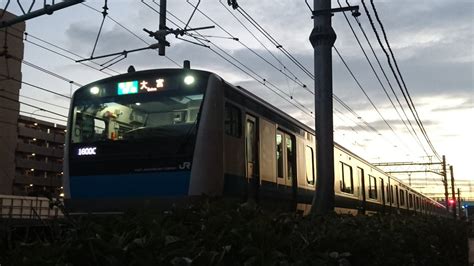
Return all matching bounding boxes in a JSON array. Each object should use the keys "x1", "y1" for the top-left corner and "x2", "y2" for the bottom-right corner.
[{"x1": 64, "y1": 68, "x2": 445, "y2": 215}]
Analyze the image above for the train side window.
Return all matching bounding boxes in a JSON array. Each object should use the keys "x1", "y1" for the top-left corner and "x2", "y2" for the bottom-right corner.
[
  {"x1": 340, "y1": 162, "x2": 353, "y2": 194},
  {"x1": 395, "y1": 185, "x2": 399, "y2": 206},
  {"x1": 286, "y1": 135, "x2": 295, "y2": 181},
  {"x1": 400, "y1": 190, "x2": 405, "y2": 206},
  {"x1": 224, "y1": 103, "x2": 241, "y2": 137},
  {"x1": 357, "y1": 167, "x2": 364, "y2": 197},
  {"x1": 386, "y1": 184, "x2": 391, "y2": 203},
  {"x1": 409, "y1": 194, "x2": 413, "y2": 208},
  {"x1": 391, "y1": 185, "x2": 395, "y2": 204},
  {"x1": 368, "y1": 175, "x2": 377, "y2": 199},
  {"x1": 305, "y1": 146, "x2": 315, "y2": 185},
  {"x1": 276, "y1": 132, "x2": 284, "y2": 178}
]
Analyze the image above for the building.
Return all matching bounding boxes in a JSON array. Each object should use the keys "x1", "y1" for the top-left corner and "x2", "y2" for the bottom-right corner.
[
  {"x1": 0, "y1": 10, "x2": 25, "y2": 195},
  {"x1": 1, "y1": 11, "x2": 66, "y2": 197},
  {"x1": 13, "y1": 115, "x2": 65, "y2": 196}
]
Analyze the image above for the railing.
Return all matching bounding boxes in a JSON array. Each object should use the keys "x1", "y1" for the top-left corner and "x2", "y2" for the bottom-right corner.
[{"x1": 0, "y1": 195, "x2": 63, "y2": 220}]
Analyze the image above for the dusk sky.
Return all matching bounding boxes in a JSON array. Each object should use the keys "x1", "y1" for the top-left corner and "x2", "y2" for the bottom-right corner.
[{"x1": 2, "y1": 0, "x2": 473, "y2": 183}]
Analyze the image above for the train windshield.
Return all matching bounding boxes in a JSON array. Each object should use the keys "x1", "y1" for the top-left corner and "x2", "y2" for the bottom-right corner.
[{"x1": 71, "y1": 92, "x2": 204, "y2": 144}]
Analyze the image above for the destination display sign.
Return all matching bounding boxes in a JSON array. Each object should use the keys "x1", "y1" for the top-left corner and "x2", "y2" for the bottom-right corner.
[{"x1": 117, "y1": 78, "x2": 166, "y2": 95}]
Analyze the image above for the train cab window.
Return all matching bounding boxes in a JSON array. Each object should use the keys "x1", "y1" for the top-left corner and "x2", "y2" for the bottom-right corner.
[
  {"x1": 400, "y1": 190, "x2": 405, "y2": 206},
  {"x1": 224, "y1": 103, "x2": 241, "y2": 137},
  {"x1": 276, "y1": 133, "x2": 284, "y2": 178},
  {"x1": 340, "y1": 162, "x2": 354, "y2": 194},
  {"x1": 368, "y1": 175, "x2": 377, "y2": 199},
  {"x1": 305, "y1": 146, "x2": 315, "y2": 185}
]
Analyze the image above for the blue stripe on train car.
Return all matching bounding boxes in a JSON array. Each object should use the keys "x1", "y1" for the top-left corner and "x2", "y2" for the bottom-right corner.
[{"x1": 70, "y1": 171, "x2": 191, "y2": 198}]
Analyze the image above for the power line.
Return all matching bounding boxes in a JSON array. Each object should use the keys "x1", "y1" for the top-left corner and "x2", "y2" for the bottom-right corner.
[
  {"x1": 6, "y1": 54, "x2": 82, "y2": 87},
  {"x1": 233, "y1": 2, "x2": 313, "y2": 79},
  {"x1": 142, "y1": 1, "x2": 314, "y2": 117},
  {"x1": 0, "y1": 75, "x2": 71, "y2": 99},
  {"x1": 336, "y1": 0, "x2": 422, "y2": 156},
  {"x1": 368, "y1": 0, "x2": 441, "y2": 161},
  {"x1": 0, "y1": 94, "x2": 68, "y2": 118},
  {"x1": 0, "y1": 87, "x2": 69, "y2": 110},
  {"x1": 215, "y1": 0, "x2": 308, "y2": 90},
  {"x1": 221, "y1": 1, "x2": 391, "y2": 138},
  {"x1": 342, "y1": 0, "x2": 423, "y2": 151},
  {"x1": 6, "y1": 29, "x2": 119, "y2": 76},
  {"x1": 0, "y1": 104, "x2": 67, "y2": 123},
  {"x1": 361, "y1": 0, "x2": 440, "y2": 161},
  {"x1": 333, "y1": 46, "x2": 413, "y2": 155}
]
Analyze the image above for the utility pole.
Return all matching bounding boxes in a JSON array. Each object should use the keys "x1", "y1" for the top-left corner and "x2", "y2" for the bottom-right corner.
[
  {"x1": 457, "y1": 188, "x2": 462, "y2": 219},
  {"x1": 450, "y1": 165, "x2": 456, "y2": 218},
  {"x1": 309, "y1": 0, "x2": 336, "y2": 215},
  {"x1": 442, "y1": 155, "x2": 449, "y2": 210},
  {"x1": 308, "y1": 0, "x2": 359, "y2": 216},
  {"x1": 158, "y1": 0, "x2": 168, "y2": 56}
]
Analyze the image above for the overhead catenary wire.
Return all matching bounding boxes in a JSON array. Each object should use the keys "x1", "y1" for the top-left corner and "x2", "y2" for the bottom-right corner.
[
  {"x1": 0, "y1": 94, "x2": 68, "y2": 118},
  {"x1": 0, "y1": 104, "x2": 68, "y2": 123},
  {"x1": 333, "y1": 46, "x2": 413, "y2": 155},
  {"x1": 142, "y1": 0, "x2": 315, "y2": 117},
  {"x1": 0, "y1": 87, "x2": 69, "y2": 110},
  {"x1": 341, "y1": 0, "x2": 423, "y2": 150},
  {"x1": 224, "y1": 1, "x2": 391, "y2": 137},
  {"x1": 150, "y1": 0, "x2": 409, "y2": 153},
  {"x1": 336, "y1": 0, "x2": 423, "y2": 156},
  {"x1": 5, "y1": 29, "x2": 119, "y2": 76},
  {"x1": 215, "y1": 0, "x2": 308, "y2": 90},
  {"x1": 369, "y1": 0, "x2": 441, "y2": 161},
  {"x1": 234, "y1": 4, "x2": 313, "y2": 79},
  {"x1": 5, "y1": 54, "x2": 82, "y2": 87},
  {"x1": 81, "y1": 2, "x2": 181, "y2": 68},
  {"x1": 361, "y1": 0, "x2": 440, "y2": 161},
  {"x1": 0, "y1": 75, "x2": 71, "y2": 99}
]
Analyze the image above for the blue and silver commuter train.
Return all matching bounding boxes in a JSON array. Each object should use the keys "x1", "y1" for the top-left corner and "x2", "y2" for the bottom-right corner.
[{"x1": 64, "y1": 67, "x2": 446, "y2": 215}]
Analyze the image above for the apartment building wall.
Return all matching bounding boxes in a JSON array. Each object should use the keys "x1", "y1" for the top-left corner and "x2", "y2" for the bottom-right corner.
[
  {"x1": 14, "y1": 116, "x2": 66, "y2": 197},
  {"x1": 0, "y1": 11, "x2": 25, "y2": 194}
]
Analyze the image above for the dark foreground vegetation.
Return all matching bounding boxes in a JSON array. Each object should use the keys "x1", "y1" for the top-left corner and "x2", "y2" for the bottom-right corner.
[{"x1": 0, "y1": 199, "x2": 468, "y2": 265}]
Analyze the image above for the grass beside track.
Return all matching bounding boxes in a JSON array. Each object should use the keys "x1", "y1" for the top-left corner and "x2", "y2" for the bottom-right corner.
[{"x1": 0, "y1": 199, "x2": 468, "y2": 265}]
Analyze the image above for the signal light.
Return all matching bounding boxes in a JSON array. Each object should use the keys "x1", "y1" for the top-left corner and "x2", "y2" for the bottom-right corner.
[{"x1": 448, "y1": 199, "x2": 455, "y2": 205}]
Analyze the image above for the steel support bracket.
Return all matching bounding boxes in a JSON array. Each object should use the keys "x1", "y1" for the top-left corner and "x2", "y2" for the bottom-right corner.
[{"x1": 311, "y1": 5, "x2": 360, "y2": 19}]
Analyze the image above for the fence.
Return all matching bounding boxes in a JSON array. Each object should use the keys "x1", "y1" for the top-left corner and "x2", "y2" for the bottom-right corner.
[{"x1": 0, "y1": 194, "x2": 63, "y2": 220}]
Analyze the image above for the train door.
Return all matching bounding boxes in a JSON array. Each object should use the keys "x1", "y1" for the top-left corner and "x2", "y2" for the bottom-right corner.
[
  {"x1": 245, "y1": 115, "x2": 259, "y2": 200},
  {"x1": 275, "y1": 130, "x2": 297, "y2": 208}
]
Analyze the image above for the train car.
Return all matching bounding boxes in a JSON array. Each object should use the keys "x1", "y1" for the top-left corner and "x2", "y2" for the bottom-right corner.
[{"x1": 63, "y1": 66, "x2": 445, "y2": 215}]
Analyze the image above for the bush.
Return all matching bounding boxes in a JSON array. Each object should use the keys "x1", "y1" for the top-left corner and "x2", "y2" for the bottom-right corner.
[{"x1": 0, "y1": 198, "x2": 468, "y2": 265}]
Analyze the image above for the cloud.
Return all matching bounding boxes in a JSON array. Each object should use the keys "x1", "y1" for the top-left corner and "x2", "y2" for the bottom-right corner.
[{"x1": 432, "y1": 100, "x2": 474, "y2": 112}]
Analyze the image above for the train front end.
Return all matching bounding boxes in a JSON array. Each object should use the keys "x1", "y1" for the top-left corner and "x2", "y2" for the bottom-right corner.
[{"x1": 64, "y1": 69, "x2": 214, "y2": 212}]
